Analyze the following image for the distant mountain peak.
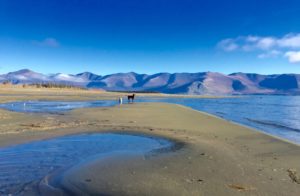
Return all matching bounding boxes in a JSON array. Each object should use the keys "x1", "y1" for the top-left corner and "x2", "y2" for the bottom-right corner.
[
  {"x1": 1, "y1": 69, "x2": 300, "y2": 95},
  {"x1": 77, "y1": 71, "x2": 96, "y2": 75},
  {"x1": 76, "y1": 72, "x2": 101, "y2": 81},
  {"x1": 8, "y1": 69, "x2": 34, "y2": 74}
]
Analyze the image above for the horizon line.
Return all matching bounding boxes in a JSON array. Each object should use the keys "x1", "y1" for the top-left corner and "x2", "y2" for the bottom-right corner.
[{"x1": 1, "y1": 68, "x2": 299, "y2": 76}]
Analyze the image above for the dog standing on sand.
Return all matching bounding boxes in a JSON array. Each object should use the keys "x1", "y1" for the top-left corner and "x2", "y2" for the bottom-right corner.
[{"x1": 127, "y1": 94, "x2": 135, "y2": 103}]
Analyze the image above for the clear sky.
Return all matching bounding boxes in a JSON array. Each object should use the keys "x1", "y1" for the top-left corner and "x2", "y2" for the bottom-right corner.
[{"x1": 1, "y1": 0, "x2": 300, "y2": 75}]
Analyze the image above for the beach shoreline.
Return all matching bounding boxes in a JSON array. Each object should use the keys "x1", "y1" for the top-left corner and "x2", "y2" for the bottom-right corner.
[
  {"x1": 0, "y1": 86, "x2": 227, "y2": 104},
  {"x1": 1, "y1": 90, "x2": 300, "y2": 195}
]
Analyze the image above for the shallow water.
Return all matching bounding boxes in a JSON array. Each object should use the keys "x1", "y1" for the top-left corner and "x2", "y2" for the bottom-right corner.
[
  {"x1": 1, "y1": 96, "x2": 300, "y2": 143},
  {"x1": 0, "y1": 133, "x2": 173, "y2": 195},
  {"x1": 0, "y1": 100, "x2": 116, "y2": 113},
  {"x1": 138, "y1": 96, "x2": 300, "y2": 144}
]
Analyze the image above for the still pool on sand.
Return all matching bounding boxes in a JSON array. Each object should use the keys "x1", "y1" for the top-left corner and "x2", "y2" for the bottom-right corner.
[{"x1": 0, "y1": 133, "x2": 175, "y2": 195}]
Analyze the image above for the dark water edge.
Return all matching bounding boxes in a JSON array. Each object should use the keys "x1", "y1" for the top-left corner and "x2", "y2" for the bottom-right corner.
[
  {"x1": 0, "y1": 132, "x2": 180, "y2": 195},
  {"x1": 0, "y1": 100, "x2": 117, "y2": 114},
  {"x1": 44, "y1": 139, "x2": 185, "y2": 196},
  {"x1": 245, "y1": 118, "x2": 300, "y2": 133}
]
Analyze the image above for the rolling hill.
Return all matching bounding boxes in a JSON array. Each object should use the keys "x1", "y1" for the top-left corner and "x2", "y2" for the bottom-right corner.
[{"x1": 1, "y1": 69, "x2": 299, "y2": 95}]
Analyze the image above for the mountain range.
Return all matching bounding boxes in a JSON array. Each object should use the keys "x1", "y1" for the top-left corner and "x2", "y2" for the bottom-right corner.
[{"x1": 1, "y1": 69, "x2": 300, "y2": 95}]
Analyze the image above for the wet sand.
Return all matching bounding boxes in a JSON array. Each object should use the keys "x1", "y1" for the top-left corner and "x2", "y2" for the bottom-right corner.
[
  {"x1": 0, "y1": 89, "x2": 300, "y2": 195},
  {"x1": 0, "y1": 86, "x2": 220, "y2": 103}
]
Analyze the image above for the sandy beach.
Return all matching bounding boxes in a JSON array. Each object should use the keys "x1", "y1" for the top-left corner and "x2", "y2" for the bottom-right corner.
[
  {"x1": 3, "y1": 0, "x2": 300, "y2": 195},
  {"x1": 0, "y1": 88, "x2": 300, "y2": 195},
  {"x1": 0, "y1": 85, "x2": 221, "y2": 103}
]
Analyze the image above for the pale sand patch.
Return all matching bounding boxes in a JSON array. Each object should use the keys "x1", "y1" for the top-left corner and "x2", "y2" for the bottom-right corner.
[{"x1": 0, "y1": 101, "x2": 299, "y2": 195}]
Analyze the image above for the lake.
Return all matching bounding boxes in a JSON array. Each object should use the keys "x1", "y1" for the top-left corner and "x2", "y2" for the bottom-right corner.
[
  {"x1": 138, "y1": 96, "x2": 300, "y2": 144},
  {"x1": 0, "y1": 133, "x2": 174, "y2": 195},
  {"x1": 1, "y1": 95, "x2": 300, "y2": 144}
]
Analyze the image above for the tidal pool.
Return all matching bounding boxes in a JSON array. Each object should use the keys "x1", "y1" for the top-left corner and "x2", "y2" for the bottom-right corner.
[
  {"x1": 0, "y1": 100, "x2": 117, "y2": 113},
  {"x1": 0, "y1": 133, "x2": 175, "y2": 195}
]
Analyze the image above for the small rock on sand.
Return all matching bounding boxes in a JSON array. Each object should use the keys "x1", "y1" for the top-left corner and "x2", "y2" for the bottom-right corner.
[
  {"x1": 287, "y1": 169, "x2": 300, "y2": 184},
  {"x1": 228, "y1": 184, "x2": 255, "y2": 191}
]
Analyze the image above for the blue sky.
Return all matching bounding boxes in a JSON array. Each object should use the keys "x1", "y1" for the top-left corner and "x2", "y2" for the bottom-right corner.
[{"x1": 1, "y1": 0, "x2": 300, "y2": 75}]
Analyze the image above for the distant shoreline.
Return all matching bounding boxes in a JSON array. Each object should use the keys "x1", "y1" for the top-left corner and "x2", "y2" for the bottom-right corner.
[
  {"x1": 2, "y1": 69, "x2": 300, "y2": 95},
  {"x1": 0, "y1": 86, "x2": 229, "y2": 104}
]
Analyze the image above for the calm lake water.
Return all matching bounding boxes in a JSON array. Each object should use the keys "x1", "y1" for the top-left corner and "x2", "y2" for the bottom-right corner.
[
  {"x1": 0, "y1": 96, "x2": 300, "y2": 143},
  {"x1": 138, "y1": 96, "x2": 300, "y2": 144},
  {"x1": 0, "y1": 100, "x2": 116, "y2": 113},
  {"x1": 0, "y1": 133, "x2": 173, "y2": 195}
]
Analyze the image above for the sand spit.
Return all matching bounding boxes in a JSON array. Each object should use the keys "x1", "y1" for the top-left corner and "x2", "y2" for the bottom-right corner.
[
  {"x1": 0, "y1": 86, "x2": 226, "y2": 103},
  {"x1": 0, "y1": 91, "x2": 299, "y2": 195}
]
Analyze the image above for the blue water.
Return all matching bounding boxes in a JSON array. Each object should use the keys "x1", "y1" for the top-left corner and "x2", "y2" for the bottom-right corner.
[
  {"x1": 0, "y1": 96, "x2": 300, "y2": 143},
  {"x1": 0, "y1": 133, "x2": 173, "y2": 195},
  {"x1": 0, "y1": 100, "x2": 116, "y2": 113},
  {"x1": 138, "y1": 96, "x2": 300, "y2": 144}
]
